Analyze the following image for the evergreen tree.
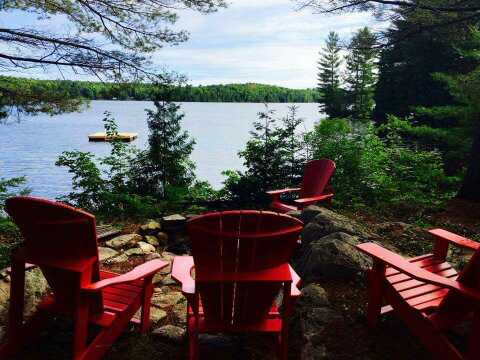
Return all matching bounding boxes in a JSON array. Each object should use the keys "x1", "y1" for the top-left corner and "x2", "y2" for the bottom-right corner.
[
  {"x1": 317, "y1": 31, "x2": 345, "y2": 117},
  {"x1": 345, "y1": 27, "x2": 378, "y2": 119},
  {"x1": 133, "y1": 90, "x2": 196, "y2": 199}
]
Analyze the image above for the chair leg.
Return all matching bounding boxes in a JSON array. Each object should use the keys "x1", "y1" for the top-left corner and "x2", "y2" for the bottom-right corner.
[
  {"x1": 468, "y1": 306, "x2": 480, "y2": 360},
  {"x1": 189, "y1": 333, "x2": 199, "y2": 360},
  {"x1": 140, "y1": 275, "x2": 154, "y2": 335},
  {"x1": 366, "y1": 260, "x2": 386, "y2": 330},
  {"x1": 73, "y1": 293, "x2": 89, "y2": 359}
]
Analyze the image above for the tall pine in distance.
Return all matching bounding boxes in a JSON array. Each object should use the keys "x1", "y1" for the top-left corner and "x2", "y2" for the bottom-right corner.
[
  {"x1": 345, "y1": 27, "x2": 378, "y2": 119},
  {"x1": 317, "y1": 31, "x2": 345, "y2": 118}
]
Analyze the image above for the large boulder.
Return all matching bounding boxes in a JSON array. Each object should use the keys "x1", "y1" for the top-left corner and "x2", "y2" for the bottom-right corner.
[
  {"x1": 98, "y1": 246, "x2": 118, "y2": 261},
  {"x1": 296, "y1": 232, "x2": 371, "y2": 281},
  {"x1": 300, "y1": 206, "x2": 371, "y2": 246},
  {"x1": 290, "y1": 284, "x2": 343, "y2": 359},
  {"x1": 140, "y1": 220, "x2": 161, "y2": 233},
  {"x1": 0, "y1": 267, "x2": 49, "y2": 324},
  {"x1": 106, "y1": 234, "x2": 141, "y2": 249}
]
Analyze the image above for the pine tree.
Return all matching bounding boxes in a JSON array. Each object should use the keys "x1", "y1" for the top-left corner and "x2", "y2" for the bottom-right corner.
[
  {"x1": 317, "y1": 31, "x2": 345, "y2": 118},
  {"x1": 133, "y1": 89, "x2": 196, "y2": 199},
  {"x1": 345, "y1": 27, "x2": 378, "y2": 119}
]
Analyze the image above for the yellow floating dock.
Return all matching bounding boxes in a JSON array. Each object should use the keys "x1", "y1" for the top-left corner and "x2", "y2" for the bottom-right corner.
[{"x1": 88, "y1": 132, "x2": 138, "y2": 142}]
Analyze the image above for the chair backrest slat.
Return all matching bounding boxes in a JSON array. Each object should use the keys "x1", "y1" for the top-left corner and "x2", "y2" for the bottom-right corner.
[
  {"x1": 188, "y1": 210, "x2": 302, "y2": 326},
  {"x1": 5, "y1": 197, "x2": 103, "y2": 314},
  {"x1": 299, "y1": 159, "x2": 336, "y2": 199}
]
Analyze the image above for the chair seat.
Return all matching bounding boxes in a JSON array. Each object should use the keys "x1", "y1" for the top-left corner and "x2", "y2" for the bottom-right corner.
[
  {"x1": 270, "y1": 202, "x2": 297, "y2": 213},
  {"x1": 380, "y1": 254, "x2": 458, "y2": 314},
  {"x1": 187, "y1": 299, "x2": 281, "y2": 333}
]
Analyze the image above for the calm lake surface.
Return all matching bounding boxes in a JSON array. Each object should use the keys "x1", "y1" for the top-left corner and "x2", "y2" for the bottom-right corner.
[{"x1": 0, "y1": 101, "x2": 322, "y2": 200}]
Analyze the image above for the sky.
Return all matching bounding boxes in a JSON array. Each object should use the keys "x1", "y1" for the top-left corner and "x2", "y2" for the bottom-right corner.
[{"x1": 1, "y1": 0, "x2": 375, "y2": 89}]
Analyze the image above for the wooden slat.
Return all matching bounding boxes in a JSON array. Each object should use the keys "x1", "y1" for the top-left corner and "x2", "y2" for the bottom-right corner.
[
  {"x1": 385, "y1": 255, "x2": 437, "y2": 276},
  {"x1": 387, "y1": 262, "x2": 452, "y2": 285},
  {"x1": 393, "y1": 269, "x2": 458, "y2": 292}
]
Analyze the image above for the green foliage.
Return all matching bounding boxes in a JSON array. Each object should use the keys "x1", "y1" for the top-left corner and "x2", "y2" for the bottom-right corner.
[
  {"x1": 317, "y1": 31, "x2": 347, "y2": 117},
  {"x1": 309, "y1": 117, "x2": 459, "y2": 209},
  {"x1": 56, "y1": 112, "x2": 159, "y2": 219},
  {"x1": 0, "y1": 77, "x2": 319, "y2": 104},
  {"x1": 132, "y1": 96, "x2": 195, "y2": 199},
  {"x1": 345, "y1": 27, "x2": 378, "y2": 119},
  {"x1": 222, "y1": 105, "x2": 307, "y2": 204},
  {"x1": 0, "y1": 177, "x2": 30, "y2": 268},
  {"x1": 0, "y1": 76, "x2": 87, "y2": 123}
]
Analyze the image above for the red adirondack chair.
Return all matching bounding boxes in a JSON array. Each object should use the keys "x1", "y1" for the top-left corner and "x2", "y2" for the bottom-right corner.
[
  {"x1": 357, "y1": 229, "x2": 480, "y2": 360},
  {"x1": 266, "y1": 159, "x2": 336, "y2": 213},
  {"x1": 1, "y1": 197, "x2": 169, "y2": 360},
  {"x1": 171, "y1": 210, "x2": 303, "y2": 360}
]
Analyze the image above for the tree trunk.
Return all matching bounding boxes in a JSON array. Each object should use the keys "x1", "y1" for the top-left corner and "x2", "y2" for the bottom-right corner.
[{"x1": 458, "y1": 113, "x2": 480, "y2": 202}]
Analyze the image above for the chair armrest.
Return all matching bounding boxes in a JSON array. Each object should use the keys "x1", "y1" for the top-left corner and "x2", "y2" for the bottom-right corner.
[
  {"x1": 357, "y1": 242, "x2": 480, "y2": 301},
  {"x1": 429, "y1": 229, "x2": 480, "y2": 252},
  {"x1": 294, "y1": 194, "x2": 333, "y2": 205},
  {"x1": 289, "y1": 265, "x2": 301, "y2": 298},
  {"x1": 266, "y1": 188, "x2": 301, "y2": 196},
  {"x1": 81, "y1": 259, "x2": 168, "y2": 292},
  {"x1": 172, "y1": 256, "x2": 195, "y2": 296}
]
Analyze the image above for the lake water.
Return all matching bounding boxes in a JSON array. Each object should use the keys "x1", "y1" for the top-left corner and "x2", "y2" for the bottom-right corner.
[{"x1": 0, "y1": 101, "x2": 322, "y2": 200}]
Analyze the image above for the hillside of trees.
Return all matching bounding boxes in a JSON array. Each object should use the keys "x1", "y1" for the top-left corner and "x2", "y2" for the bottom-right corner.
[{"x1": 0, "y1": 76, "x2": 318, "y2": 104}]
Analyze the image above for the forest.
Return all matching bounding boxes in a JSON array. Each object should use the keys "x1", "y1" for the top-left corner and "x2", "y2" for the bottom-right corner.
[{"x1": 0, "y1": 76, "x2": 318, "y2": 105}]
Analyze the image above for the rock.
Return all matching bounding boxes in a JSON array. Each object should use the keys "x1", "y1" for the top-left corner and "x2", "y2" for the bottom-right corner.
[
  {"x1": 106, "y1": 234, "x2": 141, "y2": 249},
  {"x1": 173, "y1": 299, "x2": 188, "y2": 324},
  {"x1": 138, "y1": 241, "x2": 156, "y2": 254},
  {"x1": 300, "y1": 341, "x2": 327, "y2": 360},
  {"x1": 4, "y1": 276, "x2": 10, "y2": 283},
  {"x1": 378, "y1": 221, "x2": 413, "y2": 234},
  {"x1": 105, "y1": 254, "x2": 128, "y2": 264},
  {"x1": 163, "y1": 214, "x2": 186, "y2": 224},
  {"x1": 134, "y1": 306, "x2": 167, "y2": 323},
  {"x1": 286, "y1": 210, "x2": 302, "y2": 221},
  {"x1": 124, "y1": 248, "x2": 144, "y2": 256},
  {"x1": 156, "y1": 232, "x2": 169, "y2": 246},
  {"x1": 98, "y1": 247, "x2": 118, "y2": 261},
  {"x1": 160, "y1": 251, "x2": 176, "y2": 261},
  {"x1": 300, "y1": 206, "x2": 371, "y2": 246},
  {"x1": 162, "y1": 214, "x2": 187, "y2": 234},
  {"x1": 297, "y1": 284, "x2": 330, "y2": 308},
  {"x1": 0, "y1": 268, "x2": 48, "y2": 324},
  {"x1": 140, "y1": 221, "x2": 161, "y2": 232},
  {"x1": 162, "y1": 274, "x2": 176, "y2": 285},
  {"x1": 291, "y1": 285, "x2": 343, "y2": 343},
  {"x1": 145, "y1": 235, "x2": 159, "y2": 246},
  {"x1": 152, "y1": 291, "x2": 184, "y2": 308},
  {"x1": 185, "y1": 214, "x2": 200, "y2": 220},
  {"x1": 146, "y1": 252, "x2": 161, "y2": 260},
  {"x1": 152, "y1": 325, "x2": 185, "y2": 342},
  {"x1": 297, "y1": 232, "x2": 372, "y2": 281}
]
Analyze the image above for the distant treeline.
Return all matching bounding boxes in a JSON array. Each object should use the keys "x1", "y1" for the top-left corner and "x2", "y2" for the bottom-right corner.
[{"x1": 5, "y1": 77, "x2": 319, "y2": 103}]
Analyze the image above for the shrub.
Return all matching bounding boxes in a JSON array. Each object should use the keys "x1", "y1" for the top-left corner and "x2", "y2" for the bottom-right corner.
[{"x1": 309, "y1": 117, "x2": 459, "y2": 209}]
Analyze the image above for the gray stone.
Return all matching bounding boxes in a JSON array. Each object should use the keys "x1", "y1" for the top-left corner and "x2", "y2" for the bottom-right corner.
[
  {"x1": 138, "y1": 241, "x2": 156, "y2": 254},
  {"x1": 297, "y1": 232, "x2": 372, "y2": 281},
  {"x1": 124, "y1": 248, "x2": 144, "y2": 256},
  {"x1": 106, "y1": 234, "x2": 141, "y2": 249},
  {"x1": 300, "y1": 342, "x2": 327, "y2": 360},
  {"x1": 146, "y1": 252, "x2": 161, "y2": 260},
  {"x1": 134, "y1": 306, "x2": 167, "y2": 323},
  {"x1": 297, "y1": 284, "x2": 330, "y2": 308},
  {"x1": 156, "y1": 232, "x2": 169, "y2": 246},
  {"x1": 286, "y1": 210, "x2": 302, "y2": 221},
  {"x1": 98, "y1": 247, "x2": 118, "y2": 261},
  {"x1": 300, "y1": 206, "x2": 371, "y2": 246},
  {"x1": 163, "y1": 214, "x2": 186, "y2": 223},
  {"x1": 162, "y1": 274, "x2": 176, "y2": 285},
  {"x1": 145, "y1": 235, "x2": 159, "y2": 246},
  {"x1": 152, "y1": 325, "x2": 185, "y2": 342},
  {"x1": 152, "y1": 291, "x2": 185, "y2": 308},
  {"x1": 0, "y1": 268, "x2": 48, "y2": 324},
  {"x1": 185, "y1": 214, "x2": 200, "y2": 220},
  {"x1": 105, "y1": 254, "x2": 128, "y2": 264},
  {"x1": 140, "y1": 221, "x2": 161, "y2": 232}
]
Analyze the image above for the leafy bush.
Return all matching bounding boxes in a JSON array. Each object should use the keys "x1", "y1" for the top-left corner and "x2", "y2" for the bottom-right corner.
[
  {"x1": 0, "y1": 177, "x2": 30, "y2": 268},
  {"x1": 309, "y1": 117, "x2": 460, "y2": 209},
  {"x1": 222, "y1": 105, "x2": 308, "y2": 205}
]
